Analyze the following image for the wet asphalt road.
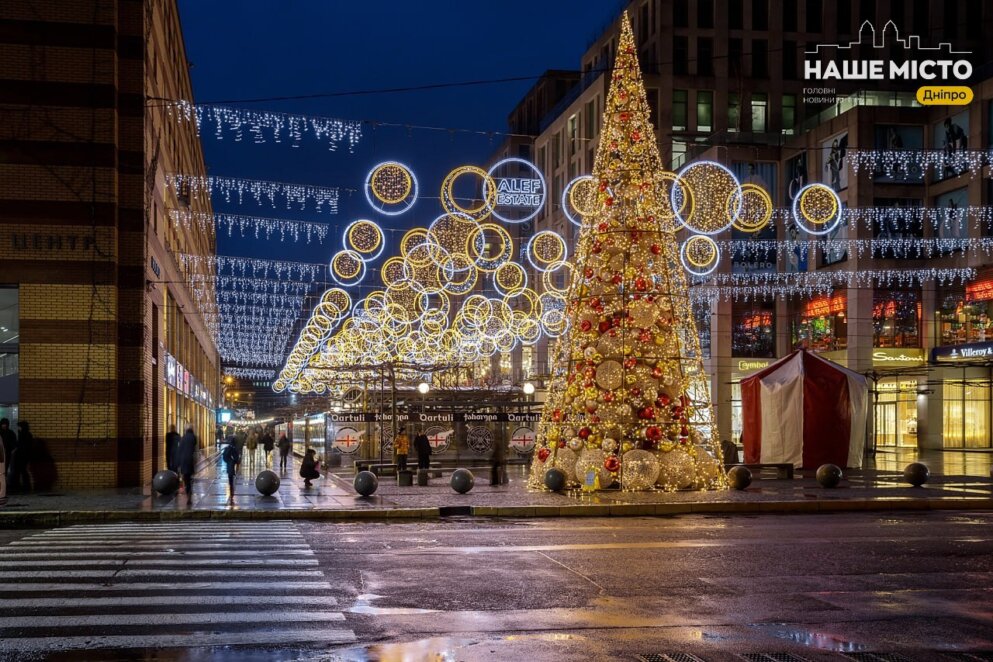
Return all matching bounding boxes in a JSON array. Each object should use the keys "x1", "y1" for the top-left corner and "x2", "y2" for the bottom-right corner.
[{"x1": 0, "y1": 511, "x2": 991, "y2": 661}]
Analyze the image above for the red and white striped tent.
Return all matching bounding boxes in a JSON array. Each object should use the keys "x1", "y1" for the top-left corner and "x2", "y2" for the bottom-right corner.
[{"x1": 740, "y1": 350, "x2": 867, "y2": 469}]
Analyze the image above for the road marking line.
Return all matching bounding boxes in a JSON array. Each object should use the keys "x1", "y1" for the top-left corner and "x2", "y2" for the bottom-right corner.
[
  {"x1": 0, "y1": 550, "x2": 315, "y2": 558},
  {"x1": 0, "y1": 581, "x2": 335, "y2": 592},
  {"x1": 0, "y1": 559, "x2": 318, "y2": 567},
  {"x1": 0, "y1": 595, "x2": 338, "y2": 608},
  {"x1": 0, "y1": 611, "x2": 345, "y2": 628},
  {"x1": 0, "y1": 628, "x2": 357, "y2": 651}
]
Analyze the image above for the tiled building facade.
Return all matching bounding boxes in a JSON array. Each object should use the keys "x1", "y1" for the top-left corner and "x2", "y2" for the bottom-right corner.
[{"x1": 0, "y1": 0, "x2": 218, "y2": 488}]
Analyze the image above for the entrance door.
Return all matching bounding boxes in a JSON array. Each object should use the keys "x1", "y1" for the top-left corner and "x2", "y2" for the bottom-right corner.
[{"x1": 875, "y1": 402, "x2": 897, "y2": 447}]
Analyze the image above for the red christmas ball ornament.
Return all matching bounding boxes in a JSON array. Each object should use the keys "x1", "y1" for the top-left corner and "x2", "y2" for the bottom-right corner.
[
  {"x1": 624, "y1": 357, "x2": 638, "y2": 369},
  {"x1": 635, "y1": 277, "x2": 648, "y2": 292},
  {"x1": 537, "y1": 448, "x2": 551, "y2": 462},
  {"x1": 631, "y1": 130, "x2": 641, "y2": 142},
  {"x1": 578, "y1": 427, "x2": 592, "y2": 440},
  {"x1": 630, "y1": 387, "x2": 642, "y2": 397},
  {"x1": 650, "y1": 244, "x2": 662, "y2": 255},
  {"x1": 652, "y1": 366, "x2": 664, "y2": 379},
  {"x1": 558, "y1": 439, "x2": 568, "y2": 448},
  {"x1": 599, "y1": 181, "x2": 608, "y2": 192},
  {"x1": 580, "y1": 319, "x2": 592, "y2": 332},
  {"x1": 680, "y1": 426, "x2": 690, "y2": 437},
  {"x1": 605, "y1": 197, "x2": 614, "y2": 207},
  {"x1": 620, "y1": 111, "x2": 631, "y2": 122},
  {"x1": 597, "y1": 222, "x2": 609, "y2": 233},
  {"x1": 611, "y1": 274, "x2": 622, "y2": 285},
  {"x1": 591, "y1": 415, "x2": 601, "y2": 424},
  {"x1": 658, "y1": 393, "x2": 671, "y2": 406},
  {"x1": 598, "y1": 320, "x2": 611, "y2": 334},
  {"x1": 583, "y1": 267, "x2": 594, "y2": 279},
  {"x1": 638, "y1": 406, "x2": 655, "y2": 420},
  {"x1": 586, "y1": 403, "x2": 598, "y2": 414},
  {"x1": 645, "y1": 426, "x2": 662, "y2": 441},
  {"x1": 639, "y1": 331, "x2": 652, "y2": 343},
  {"x1": 552, "y1": 409, "x2": 563, "y2": 422},
  {"x1": 604, "y1": 455, "x2": 620, "y2": 473},
  {"x1": 603, "y1": 392, "x2": 615, "y2": 403}
]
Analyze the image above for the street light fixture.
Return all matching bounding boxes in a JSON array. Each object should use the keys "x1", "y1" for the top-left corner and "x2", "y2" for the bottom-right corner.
[
  {"x1": 522, "y1": 382, "x2": 536, "y2": 395},
  {"x1": 417, "y1": 382, "x2": 430, "y2": 395}
]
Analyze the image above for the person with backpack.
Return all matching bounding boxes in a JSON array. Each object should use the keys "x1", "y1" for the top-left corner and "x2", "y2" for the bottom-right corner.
[
  {"x1": 299, "y1": 448, "x2": 320, "y2": 488},
  {"x1": 221, "y1": 436, "x2": 241, "y2": 499},
  {"x1": 261, "y1": 428, "x2": 275, "y2": 467},
  {"x1": 277, "y1": 433, "x2": 291, "y2": 472}
]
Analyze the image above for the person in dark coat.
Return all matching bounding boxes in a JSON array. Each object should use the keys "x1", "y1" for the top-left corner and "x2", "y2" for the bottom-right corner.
[
  {"x1": 165, "y1": 424, "x2": 181, "y2": 473},
  {"x1": 221, "y1": 436, "x2": 241, "y2": 499},
  {"x1": 277, "y1": 433, "x2": 291, "y2": 472},
  {"x1": 490, "y1": 436, "x2": 507, "y2": 485},
  {"x1": 299, "y1": 448, "x2": 320, "y2": 488},
  {"x1": 413, "y1": 429, "x2": 431, "y2": 472},
  {"x1": 12, "y1": 421, "x2": 34, "y2": 492},
  {"x1": 175, "y1": 426, "x2": 198, "y2": 501},
  {"x1": 0, "y1": 418, "x2": 15, "y2": 478},
  {"x1": 261, "y1": 429, "x2": 275, "y2": 467}
]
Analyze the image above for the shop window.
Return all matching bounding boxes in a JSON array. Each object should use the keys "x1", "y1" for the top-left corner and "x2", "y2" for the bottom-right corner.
[
  {"x1": 0, "y1": 287, "x2": 19, "y2": 410},
  {"x1": 936, "y1": 281, "x2": 993, "y2": 346},
  {"x1": 793, "y1": 292, "x2": 847, "y2": 351},
  {"x1": 943, "y1": 382, "x2": 990, "y2": 448},
  {"x1": 732, "y1": 301, "x2": 775, "y2": 358},
  {"x1": 873, "y1": 289, "x2": 920, "y2": 348},
  {"x1": 874, "y1": 379, "x2": 919, "y2": 448},
  {"x1": 750, "y1": 93, "x2": 767, "y2": 133}
]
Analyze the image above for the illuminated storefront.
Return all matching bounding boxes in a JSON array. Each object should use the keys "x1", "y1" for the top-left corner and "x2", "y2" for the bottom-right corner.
[
  {"x1": 931, "y1": 344, "x2": 993, "y2": 449},
  {"x1": 873, "y1": 379, "x2": 919, "y2": 448},
  {"x1": 936, "y1": 277, "x2": 993, "y2": 346},
  {"x1": 793, "y1": 291, "x2": 847, "y2": 351},
  {"x1": 732, "y1": 301, "x2": 775, "y2": 358},
  {"x1": 873, "y1": 289, "x2": 921, "y2": 348}
]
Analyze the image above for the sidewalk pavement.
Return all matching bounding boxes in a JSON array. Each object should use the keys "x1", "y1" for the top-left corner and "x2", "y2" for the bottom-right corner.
[{"x1": 1, "y1": 447, "x2": 991, "y2": 525}]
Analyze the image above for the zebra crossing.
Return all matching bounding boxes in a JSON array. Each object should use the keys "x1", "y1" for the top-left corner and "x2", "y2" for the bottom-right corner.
[{"x1": 0, "y1": 521, "x2": 356, "y2": 653}]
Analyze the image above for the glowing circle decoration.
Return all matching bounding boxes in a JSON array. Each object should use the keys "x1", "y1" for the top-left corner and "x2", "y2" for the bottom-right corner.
[
  {"x1": 485, "y1": 157, "x2": 547, "y2": 224},
  {"x1": 344, "y1": 219, "x2": 385, "y2": 261},
  {"x1": 364, "y1": 161, "x2": 417, "y2": 215},
  {"x1": 793, "y1": 183, "x2": 843, "y2": 235},
  {"x1": 732, "y1": 184, "x2": 773, "y2": 233},
  {"x1": 467, "y1": 222, "x2": 512, "y2": 272},
  {"x1": 330, "y1": 249, "x2": 366, "y2": 286},
  {"x1": 671, "y1": 160, "x2": 742, "y2": 235},
  {"x1": 526, "y1": 230, "x2": 567, "y2": 272},
  {"x1": 493, "y1": 261, "x2": 528, "y2": 296},
  {"x1": 562, "y1": 175, "x2": 597, "y2": 227},
  {"x1": 679, "y1": 234, "x2": 721, "y2": 277},
  {"x1": 441, "y1": 165, "x2": 495, "y2": 221}
]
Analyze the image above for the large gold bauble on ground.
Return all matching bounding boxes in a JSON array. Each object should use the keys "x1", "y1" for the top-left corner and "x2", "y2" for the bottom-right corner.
[{"x1": 621, "y1": 449, "x2": 660, "y2": 490}]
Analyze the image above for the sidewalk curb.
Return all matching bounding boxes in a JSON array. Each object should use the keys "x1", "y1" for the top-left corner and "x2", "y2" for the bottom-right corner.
[{"x1": 1, "y1": 497, "x2": 990, "y2": 527}]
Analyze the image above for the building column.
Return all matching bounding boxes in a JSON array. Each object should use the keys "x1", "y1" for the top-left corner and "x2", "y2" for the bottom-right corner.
[{"x1": 712, "y1": 296, "x2": 733, "y2": 443}]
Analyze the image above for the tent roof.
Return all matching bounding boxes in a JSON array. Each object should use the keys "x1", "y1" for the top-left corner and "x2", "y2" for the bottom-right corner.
[{"x1": 742, "y1": 349, "x2": 867, "y2": 385}]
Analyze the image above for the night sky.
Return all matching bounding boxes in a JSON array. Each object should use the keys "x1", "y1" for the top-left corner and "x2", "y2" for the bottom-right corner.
[{"x1": 178, "y1": 1, "x2": 624, "y2": 273}]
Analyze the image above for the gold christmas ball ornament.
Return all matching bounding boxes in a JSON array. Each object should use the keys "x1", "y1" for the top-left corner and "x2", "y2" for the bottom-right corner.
[
  {"x1": 621, "y1": 449, "x2": 661, "y2": 491},
  {"x1": 656, "y1": 449, "x2": 695, "y2": 491}
]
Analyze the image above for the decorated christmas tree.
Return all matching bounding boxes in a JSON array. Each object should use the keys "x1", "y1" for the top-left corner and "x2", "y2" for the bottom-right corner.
[{"x1": 531, "y1": 12, "x2": 727, "y2": 492}]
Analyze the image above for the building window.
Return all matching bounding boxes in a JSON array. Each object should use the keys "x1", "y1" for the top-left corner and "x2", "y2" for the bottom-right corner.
[
  {"x1": 782, "y1": 94, "x2": 797, "y2": 134},
  {"x1": 522, "y1": 346, "x2": 534, "y2": 379},
  {"x1": 698, "y1": 0, "x2": 714, "y2": 28},
  {"x1": 860, "y1": 0, "x2": 876, "y2": 23},
  {"x1": 672, "y1": 89, "x2": 688, "y2": 131},
  {"x1": 913, "y1": 0, "x2": 929, "y2": 35},
  {"x1": 751, "y1": 39, "x2": 768, "y2": 78},
  {"x1": 793, "y1": 292, "x2": 847, "y2": 352},
  {"x1": 673, "y1": 0, "x2": 688, "y2": 27},
  {"x1": 728, "y1": 93, "x2": 740, "y2": 132},
  {"x1": 0, "y1": 287, "x2": 19, "y2": 423},
  {"x1": 568, "y1": 114, "x2": 579, "y2": 157},
  {"x1": 674, "y1": 36, "x2": 689, "y2": 75},
  {"x1": 752, "y1": 0, "x2": 769, "y2": 29},
  {"x1": 943, "y1": 382, "x2": 991, "y2": 448},
  {"x1": 750, "y1": 93, "x2": 767, "y2": 132},
  {"x1": 784, "y1": 1, "x2": 798, "y2": 31},
  {"x1": 697, "y1": 38, "x2": 714, "y2": 76},
  {"x1": 671, "y1": 139, "x2": 687, "y2": 169},
  {"x1": 697, "y1": 91, "x2": 714, "y2": 133},
  {"x1": 873, "y1": 290, "x2": 920, "y2": 348},
  {"x1": 732, "y1": 301, "x2": 775, "y2": 358},
  {"x1": 874, "y1": 379, "x2": 919, "y2": 448},
  {"x1": 729, "y1": 38, "x2": 743, "y2": 77},
  {"x1": 838, "y1": 0, "x2": 852, "y2": 34},
  {"x1": 806, "y1": 0, "x2": 822, "y2": 31},
  {"x1": 729, "y1": 0, "x2": 743, "y2": 29},
  {"x1": 936, "y1": 280, "x2": 993, "y2": 346}
]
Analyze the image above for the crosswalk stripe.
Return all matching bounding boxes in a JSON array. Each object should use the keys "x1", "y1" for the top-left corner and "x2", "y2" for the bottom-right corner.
[
  {"x1": 0, "y1": 558, "x2": 319, "y2": 567},
  {"x1": 8, "y1": 542, "x2": 311, "y2": 550},
  {"x1": 0, "y1": 611, "x2": 345, "y2": 628},
  {"x1": 0, "y1": 581, "x2": 334, "y2": 592},
  {"x1": 0, "y1": 628, "x2": 357, "y2": 652},
  {"x1": 0, "y1": 595, "x2": 338, "y2": 608},
  {"x1": 0, "y1": 569, "x2": 325, "y2": 579},
  {"x1": 0, "y1": 550, "x2": 316, "y2": 558},
  {"x1": 15, "y1": 537, "x2": 306, "y2": 544}
]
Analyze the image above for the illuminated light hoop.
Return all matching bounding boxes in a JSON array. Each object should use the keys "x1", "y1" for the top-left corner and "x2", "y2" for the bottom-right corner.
[
  {"x1": 427, "y1": 212, "x2": 476, "y2": 271},
  {"x1": 542, "y1": 261, "x2": 573, "y2": 294},
  {"x1": 344, "y1": 219, "x2": 385, "y2": 261},
  {"x1": 526, "y1": 230, "x2": 568, "y2": 273},
  {"x1": 658, "y1": 171, "x2": 690, "y2": 229},
  {"x1": 380, "y1": 256, "x2": 408, "y2": 288},
  {"x1": 484, "y1": 157, "x2": 547, "y2": 224},
  {"x1": 731, "y1": 184, "x2": 773, "y2": 233},
  {"x1": 320, "y1": 287, "x2": 352, "y2": 313},
  {"x1": 671, "y1": 160, "x2": 742, "y2": 235},
  {"x1": 400, "y1": 227, "x2": 430, "y2": 258},
  {"x1": 562, "y1": 175, "x2": 596, "y2": 227},
  {"x1": 439, "y1": 255, "x2": 478, "y2": 295},
  {"x1": 793, "y1": 183, "x2": 843, "y2": 236},
  {"x1": 329, "y1": 249, "x2": 366, "y2": 286},
  {"x1": 679, "y1": 234, "x2": 721, "y2": 277},
  {"x1": 467, "y1": 222, "x2": 512, "y2": 272},
  {"x1": 441, "y1": 165, "x2": 495, "y2": 220},
  {"x1": 364, "y1": 161, "x2": 417, "y2": 216},
  {"x1": 493, "y1": 262, "x2": 528, "y2": 297}
]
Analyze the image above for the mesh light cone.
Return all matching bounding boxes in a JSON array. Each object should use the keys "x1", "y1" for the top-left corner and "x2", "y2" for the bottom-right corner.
[{"x1": 532, "y1": 12, "x2": 728, "y2": 492}]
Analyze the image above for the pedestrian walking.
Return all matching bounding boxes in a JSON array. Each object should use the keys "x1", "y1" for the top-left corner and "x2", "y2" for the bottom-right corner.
[
  {"x1": 246, "y1": 428, "x2": 258, "y2": 470},
  {"x1": 165, "y1": 424, "x2": 181, "y2": 473},
  {"x1": 394, "y1": 426, "x2": 410, "y2": 472},
  {"x1": 413, "y1": 428, "x2": 431, "y2": 472},
  {"x1": 11, "y1": 421, "x2": 34, "y2": 492},
  {"x1": 175, "y1": 426, "x2": 198, "y2": 502},
  {"x1": 221, "y1": 436, "x2": 241, "y2": 500},
  {"x1": 261, "y1": 428, "x2": 275, "y2": 467},
  {"x1": 1, "y1": 418, "x2": 15, "y2": 487},
  {"x1": 490, "y1": 436, "x2": 507, "y2": 485},
  {"x1": 277, "y1": 433, "x2": 291, "y2": 472},
  {"x1": 299, "y1": 448, "x2": 320, "y2": 488}
]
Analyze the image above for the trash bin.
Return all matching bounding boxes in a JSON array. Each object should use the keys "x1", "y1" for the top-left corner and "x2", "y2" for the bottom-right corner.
[
  {"x1": 398, "y1": 470, "x2": 414, "y2": 487},
  {"x1": 417, "y1": 469, "x2": 429, "y2": 486}
]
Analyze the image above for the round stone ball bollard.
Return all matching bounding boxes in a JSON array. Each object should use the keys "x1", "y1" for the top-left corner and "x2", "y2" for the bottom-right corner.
[
  {"x1": 353, "y1": 470, "x2": 379, "y2": 497},
  {"x1": 903, "y1": 462, "x2": 930, "y2": 487},
  {"x1": 543, "y1": 467, "x2": 568, "y2": 492},
  {"x1": 816, "y1": 464, "x2": 843, "y2": 488},
  {"x1": 255, "y1": 470, "x2": 281, "y2": 496},
  {"x1": 727, "y1": 465, "x2": 752, "y2": 490},
  {"x1": 450, "y1": 468, "x2": 475, "y2": 494},
  {"x1": 152, "y1": 470, "x2": 180, "y2": 496}
]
